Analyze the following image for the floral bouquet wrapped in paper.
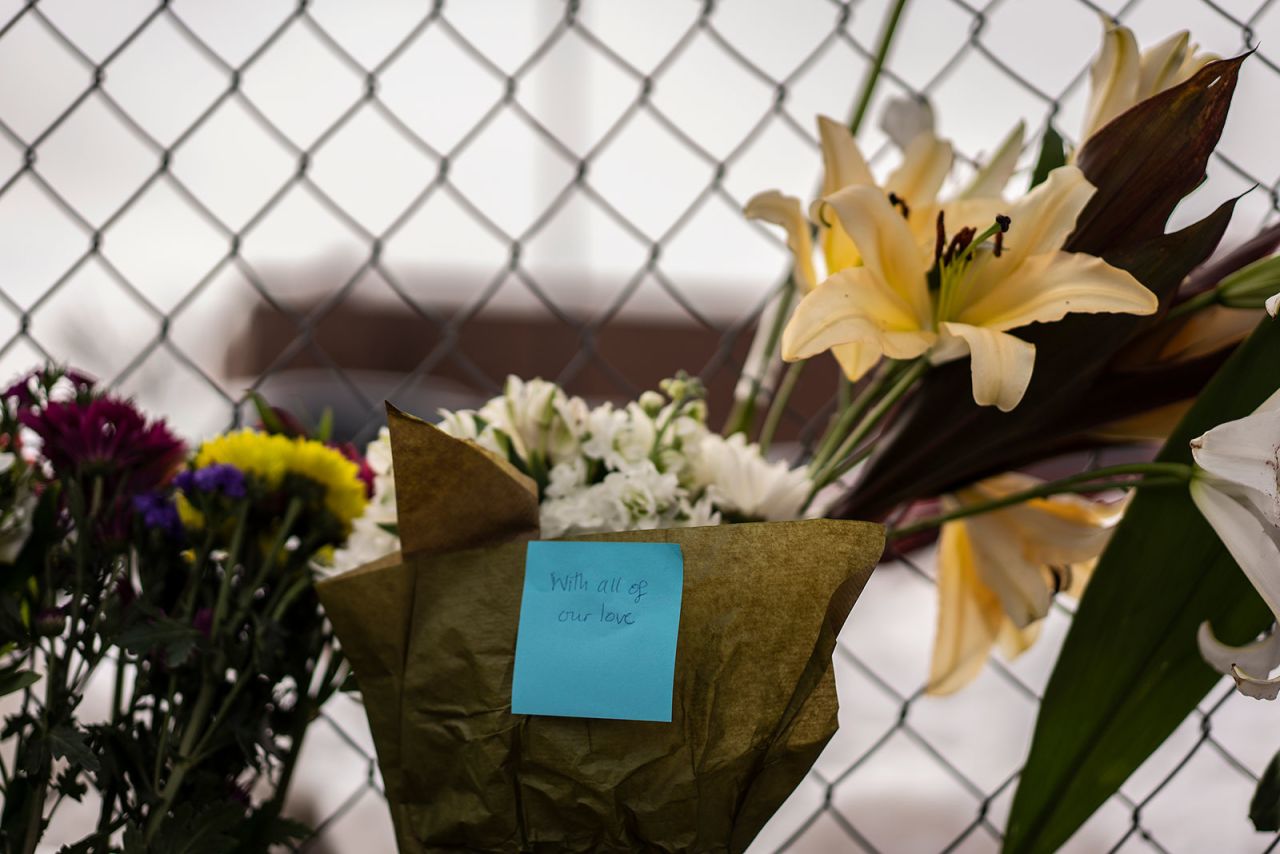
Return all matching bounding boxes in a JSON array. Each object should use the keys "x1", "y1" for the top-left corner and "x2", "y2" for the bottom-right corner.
[{"x1": 317, "y1": 401, "x2": 882, "y2": 852}]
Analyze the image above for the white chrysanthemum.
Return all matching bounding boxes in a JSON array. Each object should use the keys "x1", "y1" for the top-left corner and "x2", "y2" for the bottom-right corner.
[
  {"x1": 582, "y1": 402, "x2": 656, "y2": 470},
  {"x1": 693, "y1": 433, "x2": 810, "y2": 522}
]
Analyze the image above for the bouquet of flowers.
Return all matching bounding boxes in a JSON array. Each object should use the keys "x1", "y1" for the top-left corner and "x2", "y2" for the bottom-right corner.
[
  {"x1": 0, "y1": 371, "x2": 372, "y2": 851},
  {"x1": 317, "y1": 15, "x2": 1280, "y2": 851},
  {"x1": 3, "y1": 9, "x2": 1280, "y2": 853}
]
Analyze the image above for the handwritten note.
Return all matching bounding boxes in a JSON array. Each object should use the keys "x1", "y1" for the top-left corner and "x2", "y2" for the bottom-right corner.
[{"x1": 511, "y1": 540, "x2": 684, "y2": 722}]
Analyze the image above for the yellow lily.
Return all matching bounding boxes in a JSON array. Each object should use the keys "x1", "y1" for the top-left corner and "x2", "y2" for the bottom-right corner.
[
  {"x1": 781, "y1": 165, "x2": 1158, "y2": 411},
  {"x1": 1080, "y1": 20, "x2": 1216, "y2": 145},
  {"x1": 929, "y1": 473, "x2": 1124, "y2": 695},
  {"x1": 746, "y1": 108, "x2": 1021, "y2": 380}
]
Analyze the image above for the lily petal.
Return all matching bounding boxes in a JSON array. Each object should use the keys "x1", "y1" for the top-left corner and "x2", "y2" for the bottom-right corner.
[
  {"x1": 1197, "y1": 622, "x2": 1280, "y2": 690},
  {"x1": 885, "y1": 132, "x2": 953, "y2": 215},
  {"x1": 964, "y1": 473, "x2": 1121, "y2": 565},
  {"x1": 929, "y1": 520, "x2": 1005, "y2": 695},
  {"x1": 999, "y1": 165, "x2": 1096, "y2": 267},
  {"x1": 1081, "y1": 19, "x2": 1141, "y2": 142},
  {"x1": 745, "y1": 190, "x2": 819, "y2": 292},
  {"x1": 956, "y1": 249, "x2": 1156, "y2": 333},
  {"x1": 782, "y1": 266, "x2": 935, "y2": 370},
  {"x1": 962, "y1": 508, "x2": 1056, "y2": 628},
  {"x1": 1137, "y1": 30, "x2": 1192, "y2": 98},
  {"x1": 1268, "y1": 292, "x2": 1278, "y2": 317},
  {"x1": 939, "y1": 323, "x2": 1036, "y2": 412},
  {"x1": 824, "y1": 184, "x2": 933, "y2": 325},
  {"x1": 831, "y1": 341, "x2": 883, "y2": 384},
  {"x1": 1190, "y1": 409, "x2": 1280, "y2": 526},
  {"x1": 818, "y1": 115, "x2": 875, "y2": 195},
  {"x1": 1190, "y1": 478, "x2": 1280, "y2": 623},
  {"x1": 960, "y1": 121, "x2": 1025, "y2": 200}
]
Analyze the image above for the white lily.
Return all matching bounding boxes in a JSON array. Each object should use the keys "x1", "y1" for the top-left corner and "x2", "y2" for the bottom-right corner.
[
  {"x1": 1080, "y1": 20, "x2": 1217, "y2": 145},
  {"x1": 1191, "y1": 389, "x2": 1280, "y2": 699},
  {"x1": 781, "y1": 166, "x2": 1157, "y2": 411},
  {"x1": 930, "y1": 473, "x2": 1123, "y2": 694},
  {"x1": 1268, "y1": 292, "x2": 1278, "y2": 317}
]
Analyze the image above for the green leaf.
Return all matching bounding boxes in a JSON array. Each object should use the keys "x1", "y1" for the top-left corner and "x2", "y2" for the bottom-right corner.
[
  {"x1": 1251, "y1": 749, "x2": 1280, "y2": 831},
  {"x1": 0, "y1": 665, "x2": 39, "y2": 698},
  {"x1": 1002, "y1": 316, "x2": 1280, "y2": 854},
  {"x1": 315, "y1": 407, "x2": 334, "y2": 443},
  {"x1": 48, "y1": 725, "x2": 101, "y2": 774},
  {"x1": 116, "y1": 618, "x2": 201, "y2": 665},
  {"x1": 1027, "y1": 124, "x2": 1064, "y2": 190},
  {"x1": 246, "y1": 390, "x2": 288, "y2": 436},
  {"x1": 149, "y1": 803, "x2": 243, "y2": 854}
]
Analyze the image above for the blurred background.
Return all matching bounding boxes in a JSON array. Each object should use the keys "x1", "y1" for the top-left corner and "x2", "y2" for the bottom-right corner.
[{"x1": 3, "y1": 0, "x2": 1280, "y2": 850}]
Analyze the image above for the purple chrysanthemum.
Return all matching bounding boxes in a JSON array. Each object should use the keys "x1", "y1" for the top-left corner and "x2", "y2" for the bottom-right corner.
[
  {"x1": 175, "y1": 463, "x2": 247, "y2": 499},
  {"x1": 21, "y1": 396, "x2": 186, "y2": 496}
]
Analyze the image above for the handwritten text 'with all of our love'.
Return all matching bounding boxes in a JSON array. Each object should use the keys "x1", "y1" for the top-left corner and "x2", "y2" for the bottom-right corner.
[{"x1": 550, "y1": 571, "x2": 649, "y2": 626}]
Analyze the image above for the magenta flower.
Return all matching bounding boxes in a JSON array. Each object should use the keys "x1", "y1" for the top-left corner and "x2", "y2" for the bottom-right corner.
[{"x1": 21, "y1": 396, "x2": 186, "y2": 497}]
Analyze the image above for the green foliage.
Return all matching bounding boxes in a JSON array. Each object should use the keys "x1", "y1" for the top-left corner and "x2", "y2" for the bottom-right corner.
[
  {"x1": 1251, "y1": 750, "x2": 1280, "y2": 831},
  {"x1": 1003, "y1": 316, "x2": 1280, "y2": 853},
  {"x1": 1027, "y1": 124, "x2": 1064, "y2": 189}
]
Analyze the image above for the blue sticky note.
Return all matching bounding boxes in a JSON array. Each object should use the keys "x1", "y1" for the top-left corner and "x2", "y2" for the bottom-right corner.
[{"x1": 511, "y1": 541, "x2": 684, "y2": 722}]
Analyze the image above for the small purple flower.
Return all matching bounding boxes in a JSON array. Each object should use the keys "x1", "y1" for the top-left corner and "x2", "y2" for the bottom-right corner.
[
  {"x1": 133, "y1": 492, "x2": 182, "y2": 538},
  {"x1": 176, "y1": 463, "x2": 247, "y2": 499}
]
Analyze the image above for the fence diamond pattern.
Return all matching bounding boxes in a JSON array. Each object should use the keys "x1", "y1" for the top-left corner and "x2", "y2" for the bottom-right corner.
[{"x1": 3, "y1": 0, "x2": 1279, "y2": 851}]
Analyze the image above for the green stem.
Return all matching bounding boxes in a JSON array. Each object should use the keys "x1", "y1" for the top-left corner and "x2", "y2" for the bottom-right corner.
[
  {"x1": 810, "y1": 358, "x2": 928, "y2": 493},
  {"x1": 887, "y1": 462, "x2": 1193, "y2": 539},
  {"x1": 725, "y1": 275, "x2": 798, "y2": 437},
  {"x1": 848, "y1": 0, "x2": 912, "y2": 136},
  {"x1": 1165, "y1": 288, "x2": 1219, "y2": 322},
  {"x1": 758, "y1": 361, "x2": 806, "y2": 453},
  {"x1": 808, "y1": 360, "x2": 901, "y2": 475}
]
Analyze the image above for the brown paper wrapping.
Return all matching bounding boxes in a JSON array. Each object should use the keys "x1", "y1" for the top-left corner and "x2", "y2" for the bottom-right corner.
[{"x1": 317, "y1": 405, "x2": 884, "y2": 852}]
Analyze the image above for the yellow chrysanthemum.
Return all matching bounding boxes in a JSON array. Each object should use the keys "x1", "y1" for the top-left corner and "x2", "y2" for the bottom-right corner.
[{"x1": 188, "y1": 429, "x2": 367, "y2": 532}]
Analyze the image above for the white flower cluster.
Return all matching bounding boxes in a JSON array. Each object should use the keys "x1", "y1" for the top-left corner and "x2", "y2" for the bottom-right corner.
[
  {"x1": 436, "y1": 376, "x2": 812, "y2": 539},
  {"x1": 324, "y1": 376, "x2": 814, "y2": 573}
]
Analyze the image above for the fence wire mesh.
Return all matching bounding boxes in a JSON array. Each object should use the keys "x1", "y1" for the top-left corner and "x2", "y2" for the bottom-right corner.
[{"x1": 3, "y1": 0, "x2": 1279, "y2": 850}]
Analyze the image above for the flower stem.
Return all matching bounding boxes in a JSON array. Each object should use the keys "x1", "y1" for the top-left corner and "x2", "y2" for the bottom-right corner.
[
  {"x1": 886, "y1": 462, "x2": 1193, "y2": 539},
  {"x1": 810, "y1": 357, "x2": 928, "y2": 494},
  {"x1": 809, "y1": 361, "x2": 899, "y2": 476},
  {"x1": 758, "y1": 360, "x2": 806, "y2": 453},
  {"x1": 848, "y1": 0, "x2": 912, "y2": 136},
  {"x1": 725, "y1": 275, "x2": 798, "y2": 437}
]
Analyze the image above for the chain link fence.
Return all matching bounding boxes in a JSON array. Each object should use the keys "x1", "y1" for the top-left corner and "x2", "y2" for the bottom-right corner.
[{"x1": 3, "y1": 0, "x2": 1279, "y2": 850}]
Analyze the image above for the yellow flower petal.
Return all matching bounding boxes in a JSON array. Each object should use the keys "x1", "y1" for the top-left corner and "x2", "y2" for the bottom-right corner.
[
  {"x1": 817, "y1": 114, "x2": 874, "y2": 195},
  {"x1": 885, "y1": 131, "x2": 953, "y2": 214},
  {"x1": 824, "y1": 184, "x2": 933, "y2": 325},
  {"x1": 939, "y1": 323, "x2": 1036, "y2": 412},
  {"x1": 929, "y1": 520, "x2": 1005, "y2": 695},
  {"x1": 1137, "y1": 30, "x2": 1192, "y2": 98},
  {"x1": 831, "y1": 341, "x2": 883, "y2": 384},
  {"x1": 992, "y1": 165, "x2": 1095, "y2": 271},
  {"x1": 745, "y1": 190, "x2": 818, "y2": 292},
  {"x1": 782, "y1": 266, "x2": 935, "y2": 369},
  {"x1": 1081, "y1": 19, "x2": 1141, "y2": 142},
  {"x1": 956, "y1": 249, "x2": 1156, "y2": 333}
]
